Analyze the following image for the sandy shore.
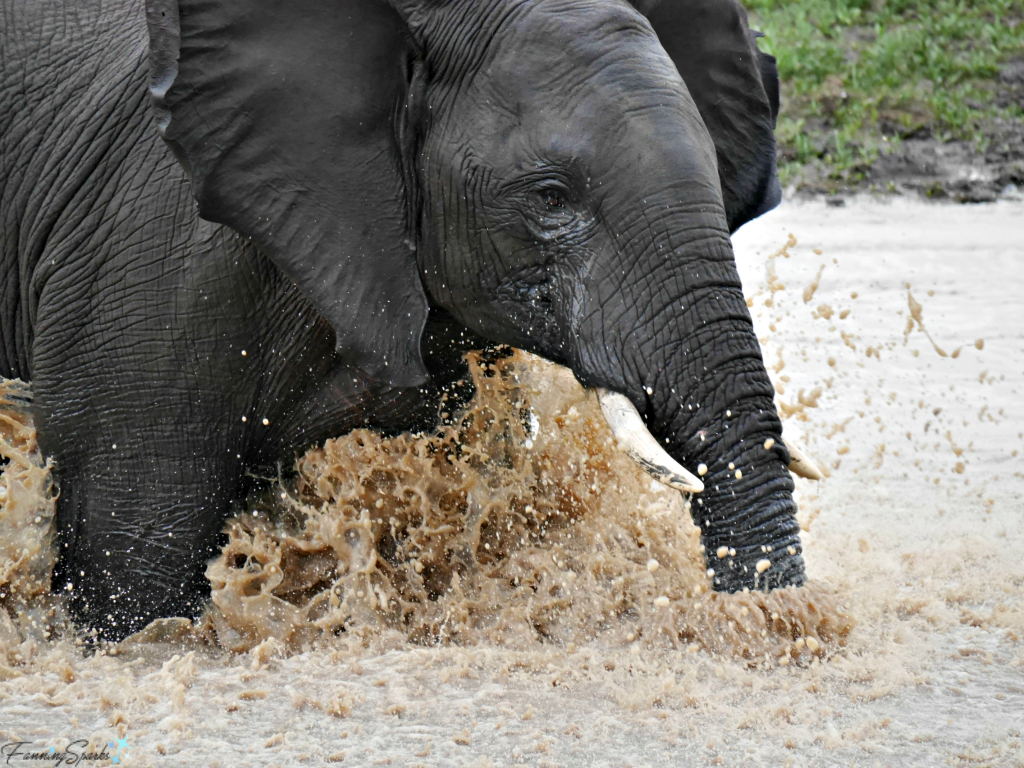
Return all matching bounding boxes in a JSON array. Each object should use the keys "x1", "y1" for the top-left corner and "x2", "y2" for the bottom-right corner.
[{"x1": 1, "y1": 198, "x2": 1022, "y2": 767}]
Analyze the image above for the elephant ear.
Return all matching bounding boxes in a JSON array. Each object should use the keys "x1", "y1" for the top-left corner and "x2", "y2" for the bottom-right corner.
[
  {"x1": 635, "y1": 0, "x2": 782, "y2": 232},
  {"x1": 145, "y1": 0, "x2": 429, "y2": 387}
]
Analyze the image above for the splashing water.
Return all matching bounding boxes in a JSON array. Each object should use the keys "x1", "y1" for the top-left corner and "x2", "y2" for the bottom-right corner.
[
  {"x1": 206, "y1": 352, "x2": 848, "y2": 661},
  {"x1": 0, "y1": 356, "x2": 847, "y2": 667},
  {"x1": 0, "y1": 381, "x2": 63, "y2": 668}
]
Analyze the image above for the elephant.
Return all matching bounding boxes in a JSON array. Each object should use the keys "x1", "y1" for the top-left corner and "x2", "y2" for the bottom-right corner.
[{"x1": 1, "y1": 0, "x2": 815, "y2": 642}]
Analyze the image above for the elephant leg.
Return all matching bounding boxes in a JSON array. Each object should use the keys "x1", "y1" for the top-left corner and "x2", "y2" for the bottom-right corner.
[
  {"x1": 37, "y1": 353, "x2": 247, "y2": 638},
  {"x1": 43, "y1": 402, "x2": 242, "y2": 640},
  {"x1": 34, "y1": 263, "x2": 255, "y2": 639},
  {"x1": 31, "y1": 213, "x2": 347, "y2": 639}
]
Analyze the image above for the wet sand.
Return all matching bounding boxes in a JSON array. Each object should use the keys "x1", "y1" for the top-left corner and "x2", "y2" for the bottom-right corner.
[{"x1": 1, "y1": 198, "x2": 1022, "y2": 766}]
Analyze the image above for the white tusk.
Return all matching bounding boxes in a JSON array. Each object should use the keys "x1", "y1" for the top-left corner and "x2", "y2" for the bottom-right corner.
[
  {"x1": 784, "y1": 437, "x2": 823, "y2": 480},
  {"x1": 596, "y1": 389, "x2": 704, "y2": 493}
]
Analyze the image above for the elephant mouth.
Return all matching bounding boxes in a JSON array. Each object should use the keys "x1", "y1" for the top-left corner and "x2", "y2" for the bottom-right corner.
[{"x1": 591, "y1": 386, "x2": 822, "y2": 494}]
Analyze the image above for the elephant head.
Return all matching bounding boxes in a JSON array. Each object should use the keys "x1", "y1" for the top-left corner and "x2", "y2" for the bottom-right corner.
[{"x1": 146, "y1": 0, "x2": 807, "y2": 592}]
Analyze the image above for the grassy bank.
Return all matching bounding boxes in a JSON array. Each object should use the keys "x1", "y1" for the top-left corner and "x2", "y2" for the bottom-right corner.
[{"x1": 743, "y1": 0, "x2": 1024, "y2": 190}]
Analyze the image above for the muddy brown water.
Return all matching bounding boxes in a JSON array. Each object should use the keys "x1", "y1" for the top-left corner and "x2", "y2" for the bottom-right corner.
[{"x1": 1, "y1": 199, "x2": 1022, "y2": 766}]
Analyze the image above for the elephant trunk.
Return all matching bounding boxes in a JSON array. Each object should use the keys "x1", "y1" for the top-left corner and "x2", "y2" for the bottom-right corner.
[
  {"x1": 575, "y1": 226, "x2": 807, "y2": 592},
  {"x1": 677, "y1": 403, "x2": 805, "y2": 592},
  {"x1": 601, "y1": 374, "x2": 805, "y2": 592}
]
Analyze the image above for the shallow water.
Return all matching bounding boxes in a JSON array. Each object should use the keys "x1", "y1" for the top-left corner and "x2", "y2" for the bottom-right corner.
[{"x1": 1, "y1": 199, "x2": 1022, "y2": 766}]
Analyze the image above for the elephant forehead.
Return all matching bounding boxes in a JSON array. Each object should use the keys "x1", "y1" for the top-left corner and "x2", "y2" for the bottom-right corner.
[
  {"x1": 457, "y1": 84, "x2": 715, "y2": 195},
  {"x1": 457, "y1": 2, "x2": 711, "y2": 166},
  {"x1": 475, "y1": 1, "x2": 684, "y2": 104}
]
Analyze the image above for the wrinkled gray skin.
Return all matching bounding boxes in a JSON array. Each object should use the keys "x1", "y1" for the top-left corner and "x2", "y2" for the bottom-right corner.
[{"x1": 1, "y1": 0, "x2": 803, "y2": 641}]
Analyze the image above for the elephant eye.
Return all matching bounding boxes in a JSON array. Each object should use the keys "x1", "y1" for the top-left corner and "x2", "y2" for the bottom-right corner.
[{"x1": 540, "y1": 188, "x2": 565, "y2": 209}]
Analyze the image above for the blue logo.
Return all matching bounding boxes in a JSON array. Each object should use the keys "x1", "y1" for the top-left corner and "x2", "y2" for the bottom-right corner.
[{"x1": 107, "y1": 738, "x2": 131, "y2": 765}]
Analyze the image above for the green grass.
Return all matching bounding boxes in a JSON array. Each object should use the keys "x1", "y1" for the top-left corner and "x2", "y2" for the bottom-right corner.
[{"x1": 742, "y1": 0, "x2": 1024, "y2": 187}]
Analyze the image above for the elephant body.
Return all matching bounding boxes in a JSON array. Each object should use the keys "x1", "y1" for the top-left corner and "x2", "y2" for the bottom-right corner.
[
  {"x1": 1, "y1": 0, "x2": 802, "y2": 641},
  {"x1": 2, "y1": 0, "x2": 476, "y2": 634}
]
